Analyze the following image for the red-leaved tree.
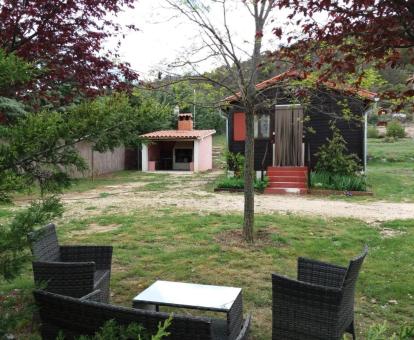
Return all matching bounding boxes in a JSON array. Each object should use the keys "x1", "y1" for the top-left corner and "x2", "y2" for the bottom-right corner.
[
  {"x1": 0, "y1": 0, "x2": 139, "y2": 105},
  {"x1": 276, "y1": 0, "x2": 414, "y2": 98}
]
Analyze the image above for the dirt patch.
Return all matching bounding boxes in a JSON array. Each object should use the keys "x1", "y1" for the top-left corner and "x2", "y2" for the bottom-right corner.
[
  {"x1": 57, "y1": 170, "x2": 414, "y2": 223},
  {"x1": 215, "y1": 227, "x2": 285, "y2": 249},
  {"x1": 72, "y1": 223, "x2": 120, "y2": 235},
  {"x1": 379, "y1": 228, "x2": 406, "y2": 238}
]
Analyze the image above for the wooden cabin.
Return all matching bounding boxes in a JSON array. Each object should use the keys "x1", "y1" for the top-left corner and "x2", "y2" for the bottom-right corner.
[{"x1": 224, "y1": 71, "x2": 377, "y2": 194}]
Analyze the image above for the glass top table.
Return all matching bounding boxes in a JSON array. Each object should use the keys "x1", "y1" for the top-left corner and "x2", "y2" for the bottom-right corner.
[{"x1": 132, "y1": 280, "x2": 242, "y2": 312}]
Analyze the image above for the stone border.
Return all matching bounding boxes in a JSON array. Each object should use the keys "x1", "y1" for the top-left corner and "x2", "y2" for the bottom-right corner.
[
  {"x1": 309, "y1": 189, "x2": 373, "y2": 197},
  {"x1": 214, "y1": 187, "x2": 263, "y2": 193}
]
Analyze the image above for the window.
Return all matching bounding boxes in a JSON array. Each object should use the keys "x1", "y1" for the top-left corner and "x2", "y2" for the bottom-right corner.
[
  {"x1": 254, "y1": 114, "x2": 270, "y2": 139},
  {"x1": 175, "y1": 148, "x2": 193, "y2": 163}
]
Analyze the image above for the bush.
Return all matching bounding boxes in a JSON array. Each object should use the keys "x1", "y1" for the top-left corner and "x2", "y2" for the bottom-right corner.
[
  {"x1": 60, "y1": 317, "x2": 171, "y2": 340},
  {"x1": 310, "y1": 171, "x2": 367, "y2": 191},
  {"x1": 386, "y1": 121, "x2": 405, "y2": 139},
  {"x1": 367, "y1": 126, "x2": 379, "y2": 138},
  {"x1": 367, "y1": 113, "x2": 378, "y2": 125},
  {"x1": 215, "y1": 176, "x2": 268, "y2": 192},
  {"x1": 315, "y1": 123, "x2": 361, "y2": 176},
  {"x1": 225, "y1": 152, "x2": 244, "y2": 178}
]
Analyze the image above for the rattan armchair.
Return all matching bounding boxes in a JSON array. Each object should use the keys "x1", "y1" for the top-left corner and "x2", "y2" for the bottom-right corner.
[
  {"x1": 272, "y1": 246, "x2": 368, "y2": 340},
  {"x1": 29, "y1": 223, "x2": 112, "y2": 302}
]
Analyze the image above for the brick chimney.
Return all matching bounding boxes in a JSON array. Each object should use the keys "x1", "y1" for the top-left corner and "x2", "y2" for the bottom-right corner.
[{"x1": 178, "y1": 113, "x2": 193, "y2": 131}]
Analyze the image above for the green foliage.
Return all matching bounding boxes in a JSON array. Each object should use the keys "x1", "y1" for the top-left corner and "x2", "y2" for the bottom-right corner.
[
  {"x1": 367, "y1": 113, "x2": 379, "y2": 125},
  {"x1": 70, "y1": 317, "x2": 171, "y2": 340},
  {"x1": 159, "y1": 80, "x2": 226, "y2": 132},
  {"x1": 315, "y1": 123, "x2": 361, "y2": 176},
  {"x1": 367, "y1": 126, "x2": 379, "y2": 139},
  {"x1": 367, "y1": 322, "x2": 414, "y2": 340},
  {"x1": 0, "y1": 97, "x2": 27, "y2": 121},
  {"x1": 215, "y1": 176, "x2": 268, "y2": 192},
  {"x1": 386, "y1": 121, "x2": 405, "y2": 139},
  {"x1": 377, "y1": 114, "x2": 392, "y2": 123},
  {"x1": 310, "y1": 171, "x2": 367, "y2": 191},
  {"x1": 0, "y1": 93, "x2": 175, "y2": 201},
  {"x1": 359, "y1": 68, "x2": 388, "y2": 92},
  {"x1": 0, "y1": 287, "x2": 35, "y2": 337},
  {"x1": 0, "y1": 49, "x2": 33, "y2": 93},
  {"x1": 225, "y1": 152, "x2": 245, "y2": 178},
  {"x1": 0, "y1": 197, "x2": 63, "y2": 280}
]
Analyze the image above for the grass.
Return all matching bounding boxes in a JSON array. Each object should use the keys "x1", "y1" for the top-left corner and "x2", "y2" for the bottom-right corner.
[
  {"x1": 368, "y1": 138, "x2": 414, "y2": 163},
  {"x1": 1, "y1": 208, "x2": 413, "y2": 339},
  {"x1": 326, "y1": 138, "x2": 414, "y2": 202},
  {"x1": 365, "y1": 138, "x2": 414, "y2": 202}
]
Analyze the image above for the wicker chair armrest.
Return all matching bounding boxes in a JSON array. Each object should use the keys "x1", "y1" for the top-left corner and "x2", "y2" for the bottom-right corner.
[
  {"x1": 80, "y1": 290, "x2": 103, "y2": 302},
  {"x1": 32, "y1": 261, "x2": 96, "y2": 297},
  {"x1": 272, "y1": 273, "x2": 342, "y2": 306},
  {"x1": 60, "y1": 246, "x2": 113, "y2": 270},
  {"x1": 33, "y1": 260, "x2": 96, "y2": 271},
  {"x1": 298, "y1": 257, "x2": 347, "y2": 288},
  {"x1": 235, "y1": 314, "x2": 252, "y2": 340}
]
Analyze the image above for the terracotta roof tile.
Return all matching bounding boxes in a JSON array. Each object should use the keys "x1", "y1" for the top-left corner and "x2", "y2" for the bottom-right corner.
[
  {"x1": 224, "y1": 70, "x2": 377, "y2": 102},
  {"x1": 139, "y1": 129, "x2": 216, "y2": 140}
]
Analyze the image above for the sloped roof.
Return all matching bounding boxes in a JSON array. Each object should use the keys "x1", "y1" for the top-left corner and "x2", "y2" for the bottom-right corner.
[
  {"x1": 224, "y1": 70, "x2": 377, "y2": 102},
  {"x1": 139, "y1": 129, "x2": 216, "y2": 140}
]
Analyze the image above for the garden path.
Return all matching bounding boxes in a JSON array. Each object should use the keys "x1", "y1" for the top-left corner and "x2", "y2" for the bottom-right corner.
[{"x1": 60, "y1": 171, "x2": 414, "y2": 223}]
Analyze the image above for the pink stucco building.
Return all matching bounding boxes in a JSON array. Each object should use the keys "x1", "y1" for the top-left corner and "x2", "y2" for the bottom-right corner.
[{"x1": 140, "y1": 113, "x2": 215, "y2": 172}]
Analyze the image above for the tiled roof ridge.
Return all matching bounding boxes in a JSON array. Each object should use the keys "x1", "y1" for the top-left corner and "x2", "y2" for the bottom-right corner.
[{"x1": 224, "y1": 70, "x2": 377, "y2": 102}]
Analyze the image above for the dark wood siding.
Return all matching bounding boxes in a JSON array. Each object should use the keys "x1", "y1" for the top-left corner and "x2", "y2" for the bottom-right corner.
[
  {"x1": 304, "y1": 91, "x2": 365, "y2": 169},
  {"x1": 227, "y1": 87, "x2": 367, "y2": 170},
  {"x1": 228, "y1": 107, "x2": 272, "y2": 171}
]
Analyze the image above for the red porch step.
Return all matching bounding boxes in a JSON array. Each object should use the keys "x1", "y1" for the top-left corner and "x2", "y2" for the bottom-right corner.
[
  {"x1": 265, "y1": 166, "x2": 308, "y2": 195},
  {"x1": 267, "y1": 181, "x2": 307, "y2": 189},
  {"x1": 268, "y1": 176, "x2": 306, "y2": 183},
  {"x1": 264, "y1": 187, "x2": 308, "y2": 195}
]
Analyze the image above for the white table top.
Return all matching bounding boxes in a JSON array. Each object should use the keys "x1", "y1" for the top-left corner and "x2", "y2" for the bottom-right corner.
[{"x1": 133, "y1": 280, "x2": 242, "y2": 312}]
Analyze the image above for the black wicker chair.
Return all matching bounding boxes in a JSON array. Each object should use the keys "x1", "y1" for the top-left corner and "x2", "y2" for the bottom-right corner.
[
  {"x1": 272, "y1": 246, "x2": 368, "y2": 340},
  {"x1": 33, "y1": 289, "x2": 252, "y2": 340},
  {"x1": 29, "y1": 223, "x2": 112, "y2": 302}
]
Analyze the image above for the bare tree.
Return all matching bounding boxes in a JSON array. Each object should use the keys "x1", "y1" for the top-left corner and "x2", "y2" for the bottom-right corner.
[{"x1": 164, "y1": 0, "x2": 275, "y2": 243}]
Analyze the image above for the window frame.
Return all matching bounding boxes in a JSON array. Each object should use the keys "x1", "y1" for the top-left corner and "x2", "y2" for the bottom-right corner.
[{"x1": 254, "y1": 113, "x2": 271, "y2": 140}]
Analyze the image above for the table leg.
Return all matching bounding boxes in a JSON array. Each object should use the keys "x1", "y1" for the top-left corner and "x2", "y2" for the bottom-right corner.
[{"x1": 132, "y1": 302, "x2": 157, "y2": 311}]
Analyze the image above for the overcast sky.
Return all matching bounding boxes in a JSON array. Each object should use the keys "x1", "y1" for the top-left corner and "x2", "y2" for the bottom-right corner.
[{"x1": 109, "y1": 0, "x2": 293, "y2": 80}]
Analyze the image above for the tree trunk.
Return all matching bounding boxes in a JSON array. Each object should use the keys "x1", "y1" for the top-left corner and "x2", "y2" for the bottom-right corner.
[{"x1": 243, "y1": 108, "x2": 255, "y2": 243}]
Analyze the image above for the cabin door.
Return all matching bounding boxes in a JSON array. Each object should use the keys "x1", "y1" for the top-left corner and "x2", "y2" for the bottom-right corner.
[{"x1": 273, "y1": 105, "x2": 304, "y2": 166}]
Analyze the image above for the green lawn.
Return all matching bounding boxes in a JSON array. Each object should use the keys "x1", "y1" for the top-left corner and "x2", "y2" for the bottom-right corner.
[
  {"x1": 1, "y1": 207, "x2": 413, "y2": 339},
  {"x1": 366, "y1": 138, "x2": 414, "y2": 202}
]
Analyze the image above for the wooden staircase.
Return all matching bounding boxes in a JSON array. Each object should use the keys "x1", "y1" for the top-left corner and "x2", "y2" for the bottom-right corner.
[{"x1": 264, "y1": 166, "x2": 308, "y2": 195}]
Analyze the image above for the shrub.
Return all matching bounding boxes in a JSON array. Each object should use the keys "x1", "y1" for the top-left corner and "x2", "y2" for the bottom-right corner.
[
  {"x1": 315, "y1": 123, "x2": 361, "y2": 176},
  {"x1": 367, "y1": 126, "x2": 379, "y2": 138},
  {"x1": 61, "y1": 317, "x2": 171, "y2": 340},
  {"x1": 367, "y1": 113, "x2": 378, "y2": 125},
  {"x1": 225, "y1": 151, "x2": 244, "y2": 178},
  {"x1": 386, "y1": 121, "x2": 405, "y2": 139},
  {"x1": 310, "y1": 171, "x2": 367, "y2": 191}
]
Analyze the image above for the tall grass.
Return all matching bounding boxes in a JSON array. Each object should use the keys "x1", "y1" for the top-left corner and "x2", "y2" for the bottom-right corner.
[{"x1": 310, "y1": 171, "x2": 367, "y2": 191}]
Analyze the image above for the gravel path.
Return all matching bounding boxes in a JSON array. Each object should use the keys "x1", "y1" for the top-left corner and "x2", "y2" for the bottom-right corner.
[{"x1": 61, "y1": 172, "x2": 414, "y2": 223}]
